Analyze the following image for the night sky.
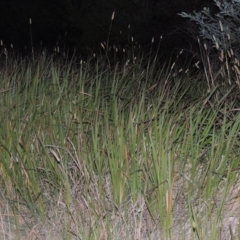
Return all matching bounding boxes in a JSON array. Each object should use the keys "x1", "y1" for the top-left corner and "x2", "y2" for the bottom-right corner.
[{"x1": 0, "y1": 0, "x2": 216, "y2": 60}]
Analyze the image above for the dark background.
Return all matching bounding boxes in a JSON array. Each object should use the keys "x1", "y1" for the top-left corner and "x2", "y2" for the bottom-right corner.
[{"x1": 0, "y1": 0, "x2": 217, "y2": 60}]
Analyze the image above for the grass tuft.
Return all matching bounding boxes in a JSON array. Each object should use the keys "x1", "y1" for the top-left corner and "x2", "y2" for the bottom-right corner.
[{"x1": 0, "y1": 38, "x2": 240, "y2": 239}]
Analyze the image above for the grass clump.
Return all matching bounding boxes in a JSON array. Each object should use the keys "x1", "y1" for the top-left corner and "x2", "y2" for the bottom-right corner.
[{"x1": 0, "y1": 44, "x2": 239, "y2": 240}]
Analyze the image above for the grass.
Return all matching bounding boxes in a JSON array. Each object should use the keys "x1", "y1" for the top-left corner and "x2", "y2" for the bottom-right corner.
[{"x1": 0, "y1": 41, "x2": 240, "y2": 240}]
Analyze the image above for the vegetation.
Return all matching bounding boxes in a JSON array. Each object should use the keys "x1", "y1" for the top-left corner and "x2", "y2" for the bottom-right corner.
[
  {"x1": 0, "y1": 29, "x2": 240, "y2": 239},
  {"x1": 179, "y1": 0, "x2": 240, "y2": 61},
  {"x1": 1, "y1": 2, "x2": 240, "y2": 236}
]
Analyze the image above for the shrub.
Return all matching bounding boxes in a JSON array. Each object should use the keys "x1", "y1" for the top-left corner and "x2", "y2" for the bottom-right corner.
[{"x1": 179, "y1": 0, "x2": 240, "y2": 59}]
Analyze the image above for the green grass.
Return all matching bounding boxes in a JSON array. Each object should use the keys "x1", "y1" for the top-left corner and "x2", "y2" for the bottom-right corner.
[{"x1": 0, "y1": 48, "x2": 240, "y2": 240}]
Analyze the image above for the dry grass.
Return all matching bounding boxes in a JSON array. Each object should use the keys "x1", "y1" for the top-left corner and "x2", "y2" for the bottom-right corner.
[{"x1": 0, "y1": 165, "x2": 239, "y2": 240}]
